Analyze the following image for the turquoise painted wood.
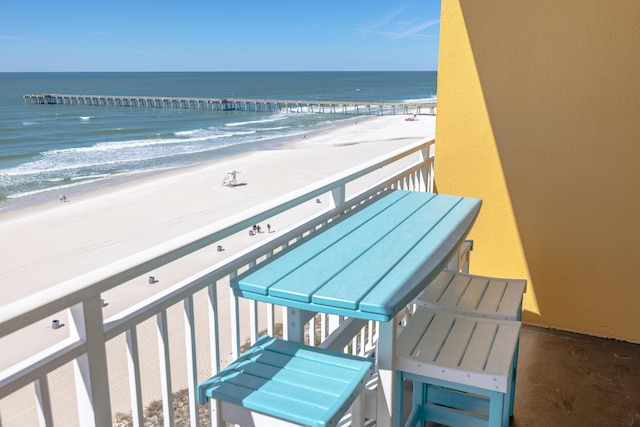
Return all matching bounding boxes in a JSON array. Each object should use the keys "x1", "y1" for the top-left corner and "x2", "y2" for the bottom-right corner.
[
  {"x1": 232, "y1": 190, "x2": 482, "y2": 322},
  {"x1": 197, "y1": 335, "x2": 373, "y2": 427}
]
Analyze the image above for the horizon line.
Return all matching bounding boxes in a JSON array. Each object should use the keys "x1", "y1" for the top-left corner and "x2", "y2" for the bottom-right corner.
[{"x1": 0, "y1": 69, "x2": 438, "y2": 74}]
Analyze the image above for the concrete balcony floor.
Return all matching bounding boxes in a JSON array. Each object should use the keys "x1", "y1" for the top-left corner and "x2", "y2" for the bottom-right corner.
[{"x1": 400, "y1": 324, "x2": 640, "y2": 426}]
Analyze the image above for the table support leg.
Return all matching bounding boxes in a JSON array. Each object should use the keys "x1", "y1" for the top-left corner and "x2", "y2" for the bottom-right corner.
[
  {"x1": 286, "y1": 308, "x2": 305, "y2": 343},
  {"x1": 376, "y1": 320, "x2": 398, "y2": 427}
]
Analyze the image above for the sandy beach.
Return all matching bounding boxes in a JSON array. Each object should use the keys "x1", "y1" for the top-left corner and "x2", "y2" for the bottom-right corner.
[{"x1": 0, "y1": 114, "x2": 435, "y2": 425}]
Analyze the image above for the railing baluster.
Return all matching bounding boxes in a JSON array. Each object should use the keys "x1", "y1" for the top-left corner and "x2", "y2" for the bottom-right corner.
[
  {"x1": 229, "y1": 272, "x2": 241, "y2": 359},
  {"x1": 263, "y1": 251, "x2": 276, "y2": 338},
  {"x1": 317, "y1": 315, "x2": 327, "y2": 346},
  {"x1": 282, "y1": 305, "x2": 289, "y2": 339},
  {"x1": 249, "y1": 300, "x2": 259, "y2": 344},
  {"x1": 308, "y1": 314, "x2": 316, "y2": 347},
  {"x1": 207, "y1": 282, "x2": 220, "y2": 374},
  {"x1": 329, "y1": 314, "x2": 340, "y2": 336},
  {"x1": 125, "y1": 326, "x2": 144, "y2": 427},
  {"x1": 156, "y1": 310, "x2": 174, "y2": 427},
  {"x1": 330, "y1": 184, "x2": 346, "y2": 209},
  {"x1": 34, "y1": 375, "x2": 53, "y2": 427},
  {"x1": 421, "y1": 143, "x2": 433, "y2": 192},
  {"x1": 368, "y1": 321, "x2": 375, "y2": 353},
  {"x1": 207, "y1": 282, "x2": 221, "y2": 427},
  {"x1": 183, "y1": 295, "x2": 199, "y2": 426},
  {"x1": 249, "y1": 300, "x2": 258, "y2": 346},
  {"x1": 69, "y1": 297, "x2": 112, "y2": 427},
  {"x1": 267, "y1": 302, "x2": 275, "y2": 337}
]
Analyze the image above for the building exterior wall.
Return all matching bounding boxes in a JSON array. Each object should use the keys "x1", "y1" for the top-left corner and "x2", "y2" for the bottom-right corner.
[{"x1": 436, "y1": 0, "x2": 640, "y2": 342}]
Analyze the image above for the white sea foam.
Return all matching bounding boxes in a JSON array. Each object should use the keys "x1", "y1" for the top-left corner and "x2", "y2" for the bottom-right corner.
[
  {"x1": 7, "y1": 179, "x2": 107, "y2": 199},
  {"x1": 2, "y1": 135, "x2": 258, "y2": 178},
  {"x1": 174, "y1": 127, "x2": 230, "y2": 138},
  {"x1": 225, "y1": 115, "x2": 287, "y2": 127},
  {"x1": 404, "y1": 97, "x2": 437, "y2": 103},
  {"x1": 7, "y1": 171, "x2": 144, "y2": 199},
  {"x1": 43, "y1": 129, "x2": 255, "y2": 155},
  {"x1": 260, "y1": 126, "x2": 290, "y2": 131}
]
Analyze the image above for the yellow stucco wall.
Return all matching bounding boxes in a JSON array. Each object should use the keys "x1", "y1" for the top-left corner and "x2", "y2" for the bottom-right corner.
[{"x1": 436, "y1": 0, "x2": 640, "y2": 342}]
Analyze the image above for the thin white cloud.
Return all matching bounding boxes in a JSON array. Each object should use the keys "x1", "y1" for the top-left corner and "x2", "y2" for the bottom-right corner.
[
  {"x1": 295, "y1": 22, "x2": 321, "y2": 32},
  {"x1": 391, "y1": 19, "x2": 440, "y2": 40},
  {"x1": 358, "y1": 28, "x2": 404, "y2": 38},
  {"x1": 358, "y1": 5, "x2": 439, "y2": 41},
  {"x1": 359, "y1": 6, "x2": 409, "y2": 33},
  {"x1": 357, "y1": 20, "x2": 439, "y2": 40}
]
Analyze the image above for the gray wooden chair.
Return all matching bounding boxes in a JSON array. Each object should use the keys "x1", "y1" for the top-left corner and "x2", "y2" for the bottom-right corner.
[
  {"x1": 415, "y1": 270, "x2": 526, "y2": 417},
  {"x1": 396, "y1": 307, "x2": 521, "y2": 427},
  {"x1": 416, "y1": 270, "x2": 526, "y2": 321}
]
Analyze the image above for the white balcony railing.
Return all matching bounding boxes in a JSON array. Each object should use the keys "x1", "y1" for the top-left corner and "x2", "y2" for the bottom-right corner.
[{"x1": 0, "y1": 138, "x2": 435, "y2": 427}]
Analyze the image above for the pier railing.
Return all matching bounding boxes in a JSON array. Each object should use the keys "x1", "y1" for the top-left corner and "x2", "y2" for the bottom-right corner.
[
  {"x1": 23, "y1": 93, "x2": 437, "y2": 116},
  {"x1": 0, "y1": 138, "x2": 436, "y2": 426}
]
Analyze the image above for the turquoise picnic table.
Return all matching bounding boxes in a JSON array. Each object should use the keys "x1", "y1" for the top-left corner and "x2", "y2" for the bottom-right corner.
[{"x1": 231, "y1": 189, "x2": 482, "y2": 427}]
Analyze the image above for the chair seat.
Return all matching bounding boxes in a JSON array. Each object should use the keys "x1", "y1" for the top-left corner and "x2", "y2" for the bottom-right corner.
[
  {"x1": 197, "y1": 335, "x2": 373, "y2": 427},
  {"x1": 396, "y1": 307, "x2": 521, "y2": 427},
  {"x1": 417, "y1": 270, "x2": 527, "y2": 320}
]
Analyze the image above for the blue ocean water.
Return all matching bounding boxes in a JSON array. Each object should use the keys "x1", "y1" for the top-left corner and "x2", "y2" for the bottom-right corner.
[{"x1": 0, "y1": 72, "x2": 436, "y2": 211}]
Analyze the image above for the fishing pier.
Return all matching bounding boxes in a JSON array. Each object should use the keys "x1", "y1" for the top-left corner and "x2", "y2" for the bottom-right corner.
[{"x1": 23, "y1": 93, "x2": 436, "y2": 115}]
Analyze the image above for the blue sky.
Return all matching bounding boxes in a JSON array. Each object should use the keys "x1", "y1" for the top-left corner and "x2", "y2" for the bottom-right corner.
[{"x1": 0, "y1": 1, "x2": 440, "y2": 72}]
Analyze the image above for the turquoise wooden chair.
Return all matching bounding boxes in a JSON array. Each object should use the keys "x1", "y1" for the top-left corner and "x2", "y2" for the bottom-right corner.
[
  {"x1": 198, "y1": 335, "x2": 373, "y2": 427},
  {"x1": 396, "y1": 307, "x2": 521, "y2": 427}
]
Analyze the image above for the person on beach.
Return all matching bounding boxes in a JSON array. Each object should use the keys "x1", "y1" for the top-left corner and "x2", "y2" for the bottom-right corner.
[{"x1": 267, "y1": 224, "x2": 271, "y2": 233}]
